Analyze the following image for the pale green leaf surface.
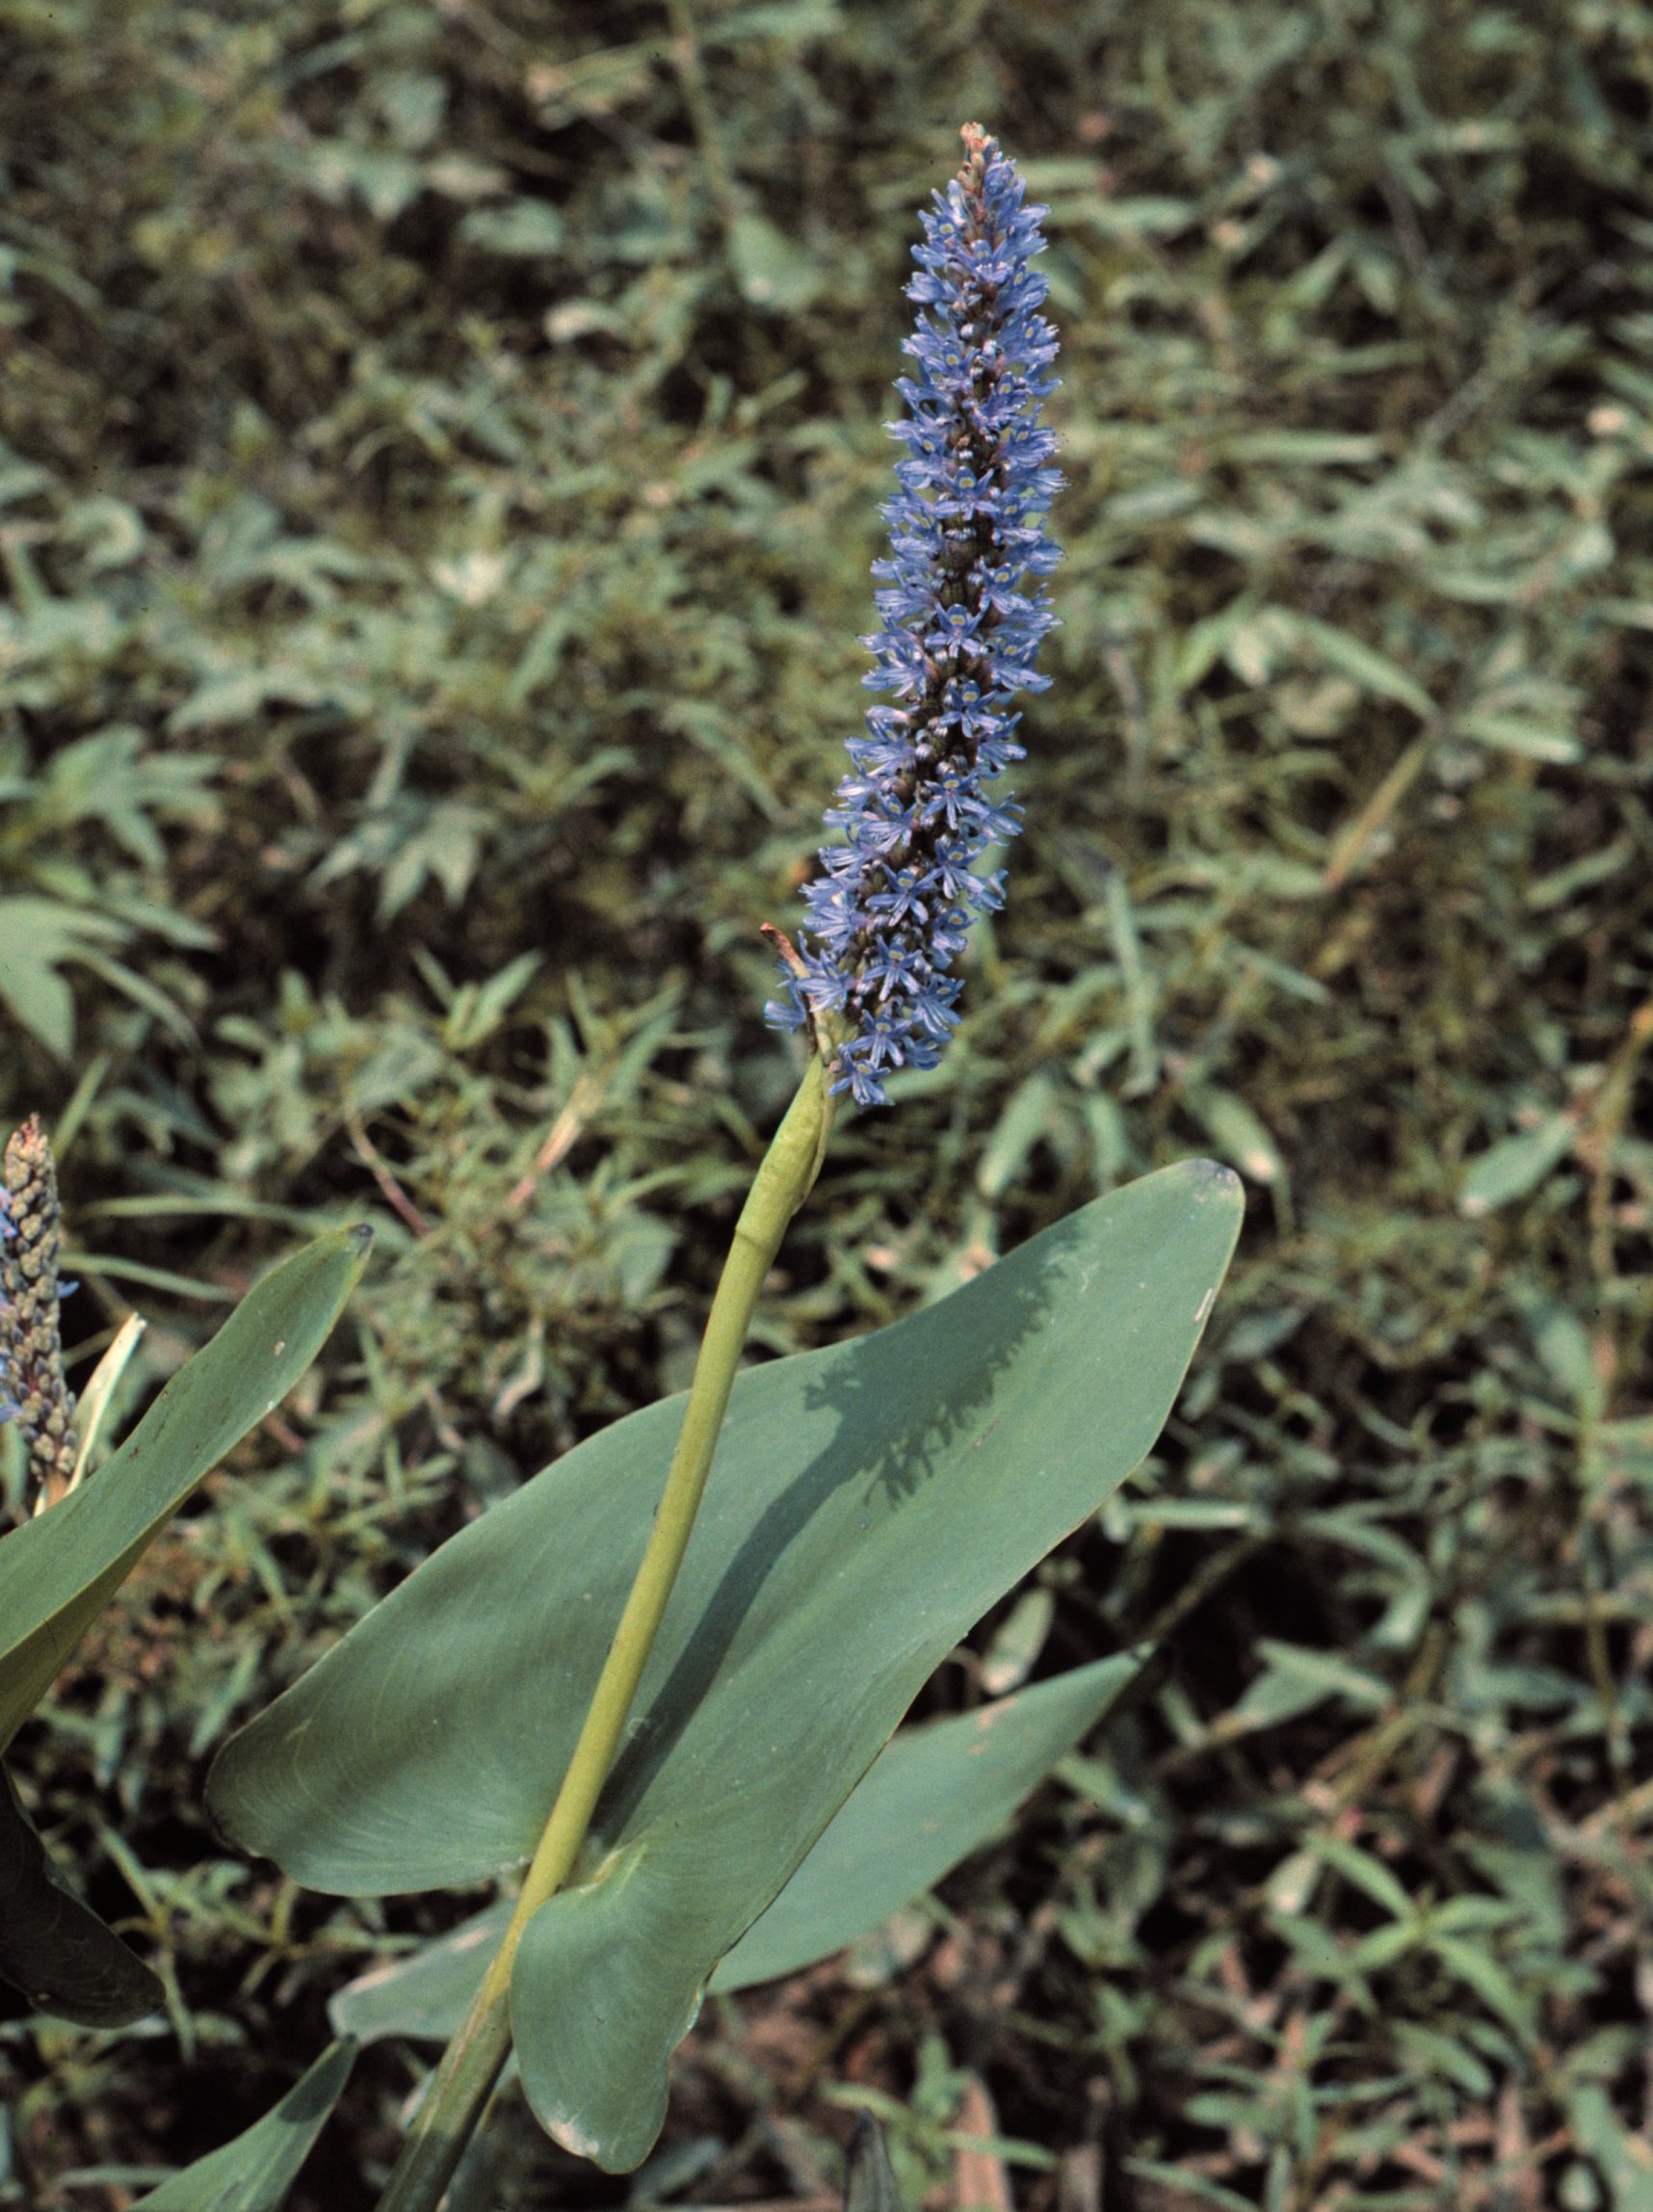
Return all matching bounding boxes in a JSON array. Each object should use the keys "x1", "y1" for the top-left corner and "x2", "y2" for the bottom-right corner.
[
  {"x1": 1306, "y1": 1831, "x2": 1414, "y2": 1924},
  {"x1": 133, "y1": 2040, "x2": 355, "y2": 2210},
  {"x1": 977, "y1": 1586, "x2": 1055, "y2": 1695},
  {"x1": 0, "y1": 895, "x2": 128, "y2": 1058},
  {"x1": 1229, "y1": 1639, "x2": 1390, "y2": 1728},
  {"x1": 329, "y1": 1899, "x2": 512, "y2": 2045},
  {"x1": 1187, "y1": 1087, "x2": 1285, "y2": 1186},
  {"x1": 1457, "y1": 1118, "x2": 1575, "y2": 1216},
  {"x1": 1429, "y1": 1935, "x2": 1535, "y2": 2044},
  {"x1": 1292, "y1": 616, "x2": 1434, "y2": 718},
  {"x1": 1566, "y1": 2084, "x2": 1653, "y2": 2212},
  {"x1": 0, "y1": 1225, "x2": 372, "y2": 1752},
  {"x1": 459, "y1": 200, "x2": 566, "y2": 256},
  {"x1": 729, "y1": 212, "x2": 821, "y2": 311}
]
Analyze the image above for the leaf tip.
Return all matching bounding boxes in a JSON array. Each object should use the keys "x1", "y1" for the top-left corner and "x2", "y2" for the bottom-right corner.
[{"x1": 1187, "y1": 1156, "x2": 1244, "y2": 1207}]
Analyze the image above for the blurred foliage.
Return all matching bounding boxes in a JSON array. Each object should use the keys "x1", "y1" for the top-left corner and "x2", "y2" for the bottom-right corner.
[{"x1": 2, "y1": 0, "x2": 1652, "y2": 2206}]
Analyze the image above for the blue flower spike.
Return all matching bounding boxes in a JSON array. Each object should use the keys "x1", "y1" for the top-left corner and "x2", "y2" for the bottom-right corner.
[{"x1": 768, "y1": 123, "x2": 1062, "y2": 1106}]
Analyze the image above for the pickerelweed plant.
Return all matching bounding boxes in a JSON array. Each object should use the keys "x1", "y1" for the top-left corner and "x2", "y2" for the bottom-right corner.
[{"x1": 2, "y1": 130, "x2": 1240, "y2": 2211}]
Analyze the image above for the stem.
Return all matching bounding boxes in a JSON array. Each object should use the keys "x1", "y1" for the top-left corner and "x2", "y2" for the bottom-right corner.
[{"x1": 374, "y1": 1060, "x2": 833, "y2": 2212}]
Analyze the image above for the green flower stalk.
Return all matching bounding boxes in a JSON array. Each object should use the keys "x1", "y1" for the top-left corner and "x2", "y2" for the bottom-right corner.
[{"x1": 1, "y1": 1116, "x2": 78, "y2": 1513}]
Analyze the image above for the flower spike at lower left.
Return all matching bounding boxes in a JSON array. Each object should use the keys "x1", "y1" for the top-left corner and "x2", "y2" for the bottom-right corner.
[{"x1": 1, "y1": 1115, "x2": 79, "y2": 1513}]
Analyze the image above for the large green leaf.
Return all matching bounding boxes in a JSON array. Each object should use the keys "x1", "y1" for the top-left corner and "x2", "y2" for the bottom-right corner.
[
  {"x1": 0, "y1": 1761, "x2": 163, "y2": 2026},
  {"x1": 211, "y1": 1165, "x2": 1239, "y2": 2168},
  {"x1": 710, "y1": 1646, "x2": 1146, "y2": 1988},
  {"x1": 0, "y1": 1224, "x2": 372, "y2": 1754},
  {"x1": 133, "y1": 2039, "x2": 355, "y2": 2210},
  {"x1": 328, "y1": 1648, "x2": 1147, "y2": 2044}
]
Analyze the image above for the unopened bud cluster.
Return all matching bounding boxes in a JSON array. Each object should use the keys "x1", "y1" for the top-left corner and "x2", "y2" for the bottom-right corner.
[{"x1": 1, "y1": 1115, "x2": 78, "y2": 1509}]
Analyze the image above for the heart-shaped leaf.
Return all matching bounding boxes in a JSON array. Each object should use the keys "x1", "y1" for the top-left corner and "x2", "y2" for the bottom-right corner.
[
  {"x1": 212, "y1": 1164, "x2": 1239, "y2": 2168},
  {"x1": 0, "y1": 1762, "x2": 163, "y2": 2026},
  {"x1": 133, "y1": 2039, "x2": 355, "y2": 2210},
  {"x1": 328, "y1": 1647, "x2": 1147, "y2": 2045},
  {"x1": 0, "y1": 1224, "x2": 372, "y2": 1753}
]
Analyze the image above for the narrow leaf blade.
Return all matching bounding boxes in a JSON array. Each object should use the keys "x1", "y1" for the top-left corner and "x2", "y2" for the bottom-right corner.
[
  {"x1": 0, "y1": 1225, "x2": 372, "y2": 1751},
  {"x1": 844, "y1": 2112, "x2": 901, "y2": 2212},
  {"x1": 133, "y1": 2040, "x2": 355, "y2": 2210},
  {"x1": 0, "y1": 1763, "x2": 163, "y2": 2028}
]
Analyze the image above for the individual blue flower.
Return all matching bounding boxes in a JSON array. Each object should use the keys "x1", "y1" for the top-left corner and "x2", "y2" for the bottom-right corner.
[{"x1": 768, "y1": 124, "x2": 1061, "y2": 1105}]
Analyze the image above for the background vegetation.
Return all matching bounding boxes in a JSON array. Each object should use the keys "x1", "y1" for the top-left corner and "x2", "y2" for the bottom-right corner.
[{"x1": 2, "y1": 0, "x2": 1651, "y2": 2205}]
